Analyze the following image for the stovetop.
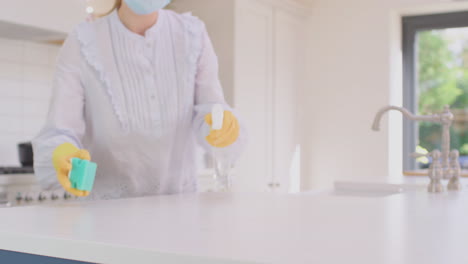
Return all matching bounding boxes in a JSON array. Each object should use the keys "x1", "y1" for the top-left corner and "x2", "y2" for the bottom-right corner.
[{"x1": 0, "y1": 167, "x2": 34, "y2": 175}]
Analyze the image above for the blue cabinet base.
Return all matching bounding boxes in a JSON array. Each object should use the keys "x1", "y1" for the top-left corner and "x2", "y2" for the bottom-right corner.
[{"x1": 0, "y1": 250, "x2": 96, "y2": 264}]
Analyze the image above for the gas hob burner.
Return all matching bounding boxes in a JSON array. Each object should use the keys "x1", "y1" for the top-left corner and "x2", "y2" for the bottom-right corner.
[{"x1": 0, "y1": 167, "x2": 34, "y2": 175}]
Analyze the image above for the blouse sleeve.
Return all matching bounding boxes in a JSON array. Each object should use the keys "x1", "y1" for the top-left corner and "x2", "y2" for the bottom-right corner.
[
  {"x1": 32, "y1": 29, "x2": 86, "y2": 190},
  {"x1": 193, "y1": 24, "x2": 247, "y2": 163}
]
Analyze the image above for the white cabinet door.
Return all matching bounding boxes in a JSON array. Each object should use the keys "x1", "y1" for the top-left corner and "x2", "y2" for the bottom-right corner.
[
  {"x1": 272, "y1": 8, "x2": 304, "y2": 192},
  {"x1": 234, "y1": 0, "x2": 274, "y2": 192}
]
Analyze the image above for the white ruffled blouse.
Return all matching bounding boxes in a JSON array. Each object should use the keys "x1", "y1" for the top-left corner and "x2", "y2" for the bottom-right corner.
[{"x1": 32, "y1": 10, "x2": 246, "y2": 199}]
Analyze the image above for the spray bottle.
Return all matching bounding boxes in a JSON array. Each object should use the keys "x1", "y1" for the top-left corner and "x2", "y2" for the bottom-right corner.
[{"x1": 211, "y1": 104, "x2": 233, "y2": 191}]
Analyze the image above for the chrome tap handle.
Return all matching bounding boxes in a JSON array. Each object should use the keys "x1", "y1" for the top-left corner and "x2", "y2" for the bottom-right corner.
[
  {"x1": 428, "y1": 150, "x2": 444, "y2": 193},
  {"x1": 447, "y1": 150, "x2": 462, "y2": 191}
]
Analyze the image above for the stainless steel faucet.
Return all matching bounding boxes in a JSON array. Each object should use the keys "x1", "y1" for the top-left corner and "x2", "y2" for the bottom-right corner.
[{"x1": 372, "y1": 105, "x2": 462, "y2": 192}]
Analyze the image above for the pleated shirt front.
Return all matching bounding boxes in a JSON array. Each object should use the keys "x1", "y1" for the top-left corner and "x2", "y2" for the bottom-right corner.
[{"x1": 109, "y1": 10, "x2": 179, "y2": 134}]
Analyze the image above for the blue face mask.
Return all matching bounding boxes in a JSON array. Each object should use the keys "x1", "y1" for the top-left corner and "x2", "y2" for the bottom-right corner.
[{"x1": 124, "y1": 0, "x2": 171, "y2": 15}]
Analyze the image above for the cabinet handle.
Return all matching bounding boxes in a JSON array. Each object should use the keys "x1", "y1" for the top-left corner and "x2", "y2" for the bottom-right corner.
[{"x1": 268, "y1": 182, "x2": 280, "y2": 188}]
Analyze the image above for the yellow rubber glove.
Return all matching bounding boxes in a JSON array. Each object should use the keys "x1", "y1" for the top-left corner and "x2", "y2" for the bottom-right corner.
[
  {"x1": 205, "y1": 110, "x2": 240, "y2": 148},
  {"x1": 52, "y1": 143, "x2": 91, "y2": 197}
]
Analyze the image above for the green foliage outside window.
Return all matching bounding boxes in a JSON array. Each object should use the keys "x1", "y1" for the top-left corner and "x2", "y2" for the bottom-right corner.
[{"x1": 417, "y1": 30, "x2": 468, "y2": 156}]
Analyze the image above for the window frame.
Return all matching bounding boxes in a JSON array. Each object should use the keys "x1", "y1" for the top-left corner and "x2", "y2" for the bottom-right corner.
[{"x1": 402, "y1": 11, "x2": 468, "y2": 170}]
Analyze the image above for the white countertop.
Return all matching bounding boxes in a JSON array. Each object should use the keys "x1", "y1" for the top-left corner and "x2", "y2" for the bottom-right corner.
[{"x1": 1, "y1": 188, "x2": 468, "y2": 264}]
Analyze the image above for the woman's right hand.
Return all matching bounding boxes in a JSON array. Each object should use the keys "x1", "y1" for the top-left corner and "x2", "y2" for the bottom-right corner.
[{"x1": 52, "y1": 143, "x2": 91, "y2": 197}]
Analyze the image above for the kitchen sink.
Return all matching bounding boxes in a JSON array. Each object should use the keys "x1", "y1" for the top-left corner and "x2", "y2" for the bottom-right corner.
[
  {"x1": 331, "y1": 189, "x2": 402, "y2": 197},
  {"x1": 330, "y1": 181, "x2": 425, "y2": 197}
]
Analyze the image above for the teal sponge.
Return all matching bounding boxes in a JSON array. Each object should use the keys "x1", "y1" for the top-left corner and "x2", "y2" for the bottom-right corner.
[{"x1": 69, "y1": 158, "x2": 97, "y2": 192}]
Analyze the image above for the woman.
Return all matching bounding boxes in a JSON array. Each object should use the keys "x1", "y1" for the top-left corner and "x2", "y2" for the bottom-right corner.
[{"x1": 33, "y1": 0, "x2": 246, "y2": 199}]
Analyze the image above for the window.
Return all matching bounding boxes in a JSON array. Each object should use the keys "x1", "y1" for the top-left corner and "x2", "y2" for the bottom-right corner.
[{"x1": 403, "y1": 12, "x2": 468, "y2": 171}]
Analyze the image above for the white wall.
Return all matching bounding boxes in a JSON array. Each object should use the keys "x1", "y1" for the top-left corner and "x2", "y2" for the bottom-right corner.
[
  {"x1": 0, "y1": 38, "x2": 58, "y2": 166},
  {"x1": 303, "y1": 0, "x2": 468, "y2": 189},
  {"x1": 0, "y1": 0, "x2": 87, "y2": 33}
]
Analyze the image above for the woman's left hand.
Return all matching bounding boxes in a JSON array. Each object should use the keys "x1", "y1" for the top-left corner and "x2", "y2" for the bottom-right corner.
[{"x1": 205, "y1": 111, "x2": 240, "y2": 148}]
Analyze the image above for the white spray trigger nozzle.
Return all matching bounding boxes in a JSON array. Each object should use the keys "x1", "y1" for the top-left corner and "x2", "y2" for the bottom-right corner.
[{"x1": 212, "y1": 104, "x2": 224, "y2": 130}]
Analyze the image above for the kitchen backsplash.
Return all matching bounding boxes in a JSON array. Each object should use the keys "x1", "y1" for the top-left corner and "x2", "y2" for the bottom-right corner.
[{"x1": 0, "y1": 37, "x2": 59, "y2": 166}]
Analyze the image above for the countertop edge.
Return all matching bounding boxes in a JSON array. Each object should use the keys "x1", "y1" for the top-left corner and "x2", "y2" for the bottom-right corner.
[{"x1": 0, "y1": 230, "x2": 256, "y2": 264}]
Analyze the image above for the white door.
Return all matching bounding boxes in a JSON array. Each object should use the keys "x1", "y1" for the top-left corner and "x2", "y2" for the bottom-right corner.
[
  {"x1": 234, "y1": 0, "x2": 274, "y2": 192},
  {"x1": 272, "y1": 8, "x2": 304, "y2": 192}
]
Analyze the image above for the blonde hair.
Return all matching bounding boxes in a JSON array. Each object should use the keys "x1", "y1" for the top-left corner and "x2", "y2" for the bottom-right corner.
[{"x1": 104, "y1": 0, "x2": 122, "y2": 16}]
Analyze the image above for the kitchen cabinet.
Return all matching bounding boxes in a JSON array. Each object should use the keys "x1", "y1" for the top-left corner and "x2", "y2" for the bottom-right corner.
[
  {"x1": 170, "y1": 0, "x2": 308, "y2": 192},
  {"x1": 0, "y1": 0, "x2": 85, "y2": 34}
]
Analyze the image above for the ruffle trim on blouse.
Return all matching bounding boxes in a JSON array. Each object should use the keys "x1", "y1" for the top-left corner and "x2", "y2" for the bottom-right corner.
[
  {"x1": 75, "y1": 22, "x2": 126, "y2": 130},
  {"x1": 73, "y1": 13, "x2": 203, "y2": 132}
]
